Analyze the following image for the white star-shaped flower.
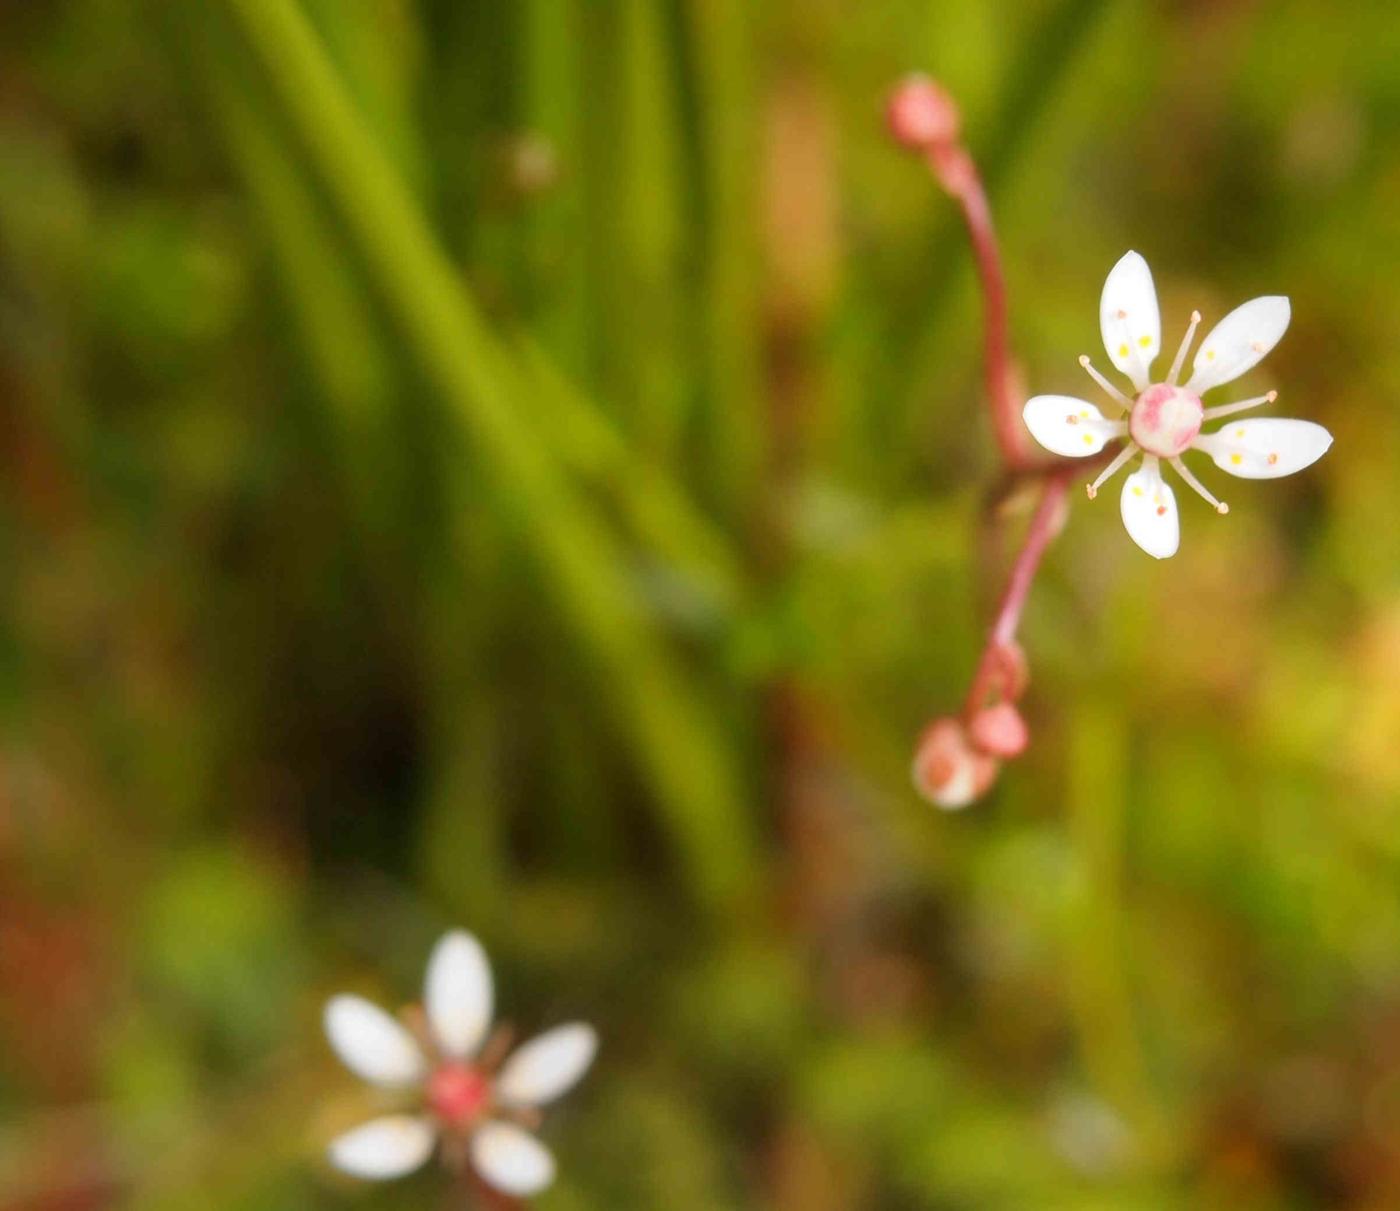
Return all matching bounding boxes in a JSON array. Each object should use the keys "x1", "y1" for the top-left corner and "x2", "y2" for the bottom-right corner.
[
  {"x1": 324, "y1": 930, "x2": 597, "y2": 1196},
  {"x1": 1022, "y1": 251, "x2": 1332, "y2": 558}
]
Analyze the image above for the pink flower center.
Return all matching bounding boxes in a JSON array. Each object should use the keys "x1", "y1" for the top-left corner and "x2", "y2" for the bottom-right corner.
[
  {"x1": 1129, "y1": 383, "x2": 1203, "y2": 458},
  {"x1": 427, "y1": 1063, "x2": 491, "y2": 1127}
]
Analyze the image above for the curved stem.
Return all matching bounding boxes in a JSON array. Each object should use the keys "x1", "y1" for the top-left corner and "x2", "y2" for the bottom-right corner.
[
  {"x1": 927, "y1": 147, "x2": 1032, "y2": 471},
  {"x1": 962, "y1": 467, "x2": 1072, "y2": 717}
]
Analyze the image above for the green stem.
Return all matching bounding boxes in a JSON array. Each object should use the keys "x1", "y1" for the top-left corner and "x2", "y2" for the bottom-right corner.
[
  {"x1": 215, "y1": 0, "x2": 757, "y2": 913},
  {"x1": 1065, "y1": 699, "x2": 1172, "y2": 1164},
  {"x1": 512, "y1": 336, "x2": 746, "y2": 617}
]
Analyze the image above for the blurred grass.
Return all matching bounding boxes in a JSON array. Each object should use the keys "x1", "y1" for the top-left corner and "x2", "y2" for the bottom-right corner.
[{"x1": 3, "y1": 0, "x2": 1400, "y2": 1208}]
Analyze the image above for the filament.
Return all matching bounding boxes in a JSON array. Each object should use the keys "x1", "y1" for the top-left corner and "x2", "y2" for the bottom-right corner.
[
  {"x1": 1167, "y1": 310, "x2": 1202, "y2": 386},
  {"x1": 1085, "y1": 442, "x2": 1139, "y2": 499},
  {"x1": 1202, "y1": 390, "x2": 1277, "y2": 421},
  {"x1": 1077, "y1": 355, "x2": 1131, "y2": 410},
  {"x1": 1169, "y1": 456, "x2": 1229, "y2": 514}
]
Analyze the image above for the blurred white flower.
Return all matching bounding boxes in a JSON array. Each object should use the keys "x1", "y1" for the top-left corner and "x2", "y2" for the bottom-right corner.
[
  {"x1": 324, "y1": 930, "x2": 596, "y2": 1196},
  {"x1": 1022, "y1": 251, "x2": 1332, "y2": 558}
]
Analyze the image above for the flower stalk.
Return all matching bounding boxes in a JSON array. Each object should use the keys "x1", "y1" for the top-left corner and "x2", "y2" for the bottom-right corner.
[
  {"x1": 890, "y1": 74, "x2": 1072, "y2": 807},
  {"x1": 888, "y1": 75, "x2": 1032, "y2": 472},
  {"x1": 934, "y1": 147, "x2": 1029, "y2": 472},
  {"x1": 962, "y1": 465, "x2": 1071, "y2": 718},
  {"x1": 893, "y1": 72, "x2": 1330, "y2": 808}
]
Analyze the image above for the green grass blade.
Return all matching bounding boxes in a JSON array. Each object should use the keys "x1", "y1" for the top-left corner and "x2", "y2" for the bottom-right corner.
[{"x1": 215, "y1": 0, "x2": 759, "y2": 913}]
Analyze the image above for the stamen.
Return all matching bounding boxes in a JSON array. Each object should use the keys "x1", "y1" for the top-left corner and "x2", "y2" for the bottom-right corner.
[
  {"x1": 1167, "y1": 309, "x2": 1201, "y2": 386},
  {"x1": 1169, "y1": 456, "x2": 1229, "y2": 514},
  {"x1": 479, "y1": 1024, "x2": 516, "y2": 1071},
  {"x1": 1077, "y1": 355, "x2": 1131, "y2": 409},
  {"x1": 1202, "y1": 390, "x2": 1277, "y2": 421},
  {"x1": 1085, "y1": 442, "x2": 1139, "y2": 499}
]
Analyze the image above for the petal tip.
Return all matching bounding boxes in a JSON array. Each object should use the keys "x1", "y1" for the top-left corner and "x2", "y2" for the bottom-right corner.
[
  {"x1": 323, "y1": 994, "x2": 426, "y2": 1086},
  {"x1": 322, "y1": 993, "x2": 360, "y2": 1042},
  {"x1": 425, "y1": 928, "x2": 494, "y2": 1059},
  {"x1": 327, "y1": 1116, "x2": 437, "y2": 1181},
  {"x1": 471, "y1": 1123, "x2": 557, "y2": 1197}
]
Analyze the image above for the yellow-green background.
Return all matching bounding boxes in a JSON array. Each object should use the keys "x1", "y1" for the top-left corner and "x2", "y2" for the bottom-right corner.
[{"x1": 2, "y1": 1, "x2": 1398, "y2": 1207}]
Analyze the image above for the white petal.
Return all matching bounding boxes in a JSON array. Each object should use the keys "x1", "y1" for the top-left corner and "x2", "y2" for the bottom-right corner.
[
  {"x1": 1119, "y1": 458, "x2": 1179, "y2": 559},
  {"x1": 324, "y1": 995, "x2": 426, "y2": 1087},
  {"x1": 1193, "y1": 418, "x2": 1332, "y2": 479},
  {"x1": 1100, "y1": 251, "x2": 1161, "y2": 391},
  {"x1": 1185, "y1": 296, "x2": 1290, "y2": 394},
  {"x1": 470, "y1": 1122, "x2": 557, "y2": 1196},
  {"x1": 425, "y1": 930, "x2": 494, "y2": 1058},
  {"x1": 1022, "y1": 395, "x2": 1125, "y2": 457},
  {"x1": 328, "y1": 1116, "x2": 436, "y2": 1180},
  {"x1": 497, "y1": 1023, "x2": 598, "y2": 1107}
]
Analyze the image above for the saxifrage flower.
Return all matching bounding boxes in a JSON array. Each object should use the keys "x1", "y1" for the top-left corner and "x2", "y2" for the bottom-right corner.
[
  {"x1": 1022, "y1": 251, "x2": 1332, "y2": 558},
  {"x1": 324, "y1": 930, "x2": 596, "y2": 1196}
]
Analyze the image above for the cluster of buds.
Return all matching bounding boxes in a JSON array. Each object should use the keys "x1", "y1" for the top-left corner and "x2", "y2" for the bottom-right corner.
[{"x1": 912, "y1": 642, "x2": 1030, "y2": 810}]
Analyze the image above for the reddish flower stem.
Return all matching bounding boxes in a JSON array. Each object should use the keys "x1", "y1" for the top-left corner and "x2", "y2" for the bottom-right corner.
[
  {"x1": 449, "y1": 1166, "x2": 527, "y2": 1211},
  {"x1": 927, "y1": 135, "x2": 1071, "y2": 722},
  {"x1": 930, "y1": 145, "x2": 1035, "y2": 471},
  {"x1": 961, "y1": 466, "x2": 1072, "y2": 717},
  {"x1": 890, "y1": 74, "x2": 1095, "y2": 794}
]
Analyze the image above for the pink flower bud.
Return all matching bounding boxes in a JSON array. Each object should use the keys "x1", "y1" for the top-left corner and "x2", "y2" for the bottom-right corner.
[
  {"x1": 886, "y1": 74, "x2": 960, "y2": 151},
  {"x1": 911, "y1": 717, "x2": 999, "y2": 810},
  {"x1": 969, "y1": 702, "x2": 1030, "y2": 758}
]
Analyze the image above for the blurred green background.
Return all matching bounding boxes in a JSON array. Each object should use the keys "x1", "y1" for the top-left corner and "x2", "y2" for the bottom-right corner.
[{"x1": 3, "y1": 0, "x2": 1399, "y2": 1207}]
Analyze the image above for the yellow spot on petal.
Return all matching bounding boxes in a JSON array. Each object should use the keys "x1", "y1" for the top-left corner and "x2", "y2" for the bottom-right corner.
[
  {"x1": 1206, "y1": 349, "x2": 1216, "y2": 361},
  {"x1": 1138, "y1": 335, "x2": 1152, "y2": 348},
  {"x1": 1230, "y1": 453, "x2": 1243, "y2": 466},
  {"x1": 1132, "y1": 486, "x2": 1144, "y2": 497},
  {"x1": 1235, "y1": 428, "x2": 1245, "y2": 438},
  {"x1": 1079, "y1": 410, "x2": 1089, "y2": 418},
  {"x1": 1118, "y1": 343, "x2": 1130, "y2": 358},
  {"x1": 1082, "y1": 434, "x2": 1094, "y2": 446}
]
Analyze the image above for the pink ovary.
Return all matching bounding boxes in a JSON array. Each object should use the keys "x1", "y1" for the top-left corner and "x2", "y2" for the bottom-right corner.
[
  {"x1": 1129, "y1": 383, "x2": 1203, "y2": 457},
  {"x1": 427, "y1": 1063, "x2": 492, "y2": 1126}
]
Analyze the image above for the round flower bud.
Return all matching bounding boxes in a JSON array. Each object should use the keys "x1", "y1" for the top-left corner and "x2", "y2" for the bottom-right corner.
[
  {"x1": 886, "y1": 74, "x2": 960, "y2": 151},
  {"x1": 968, "y1": 702, "x2": 1030, "y2": 758},
  {"x1": 911, "y1": 717, "x2": 999, "y2": 810}
]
